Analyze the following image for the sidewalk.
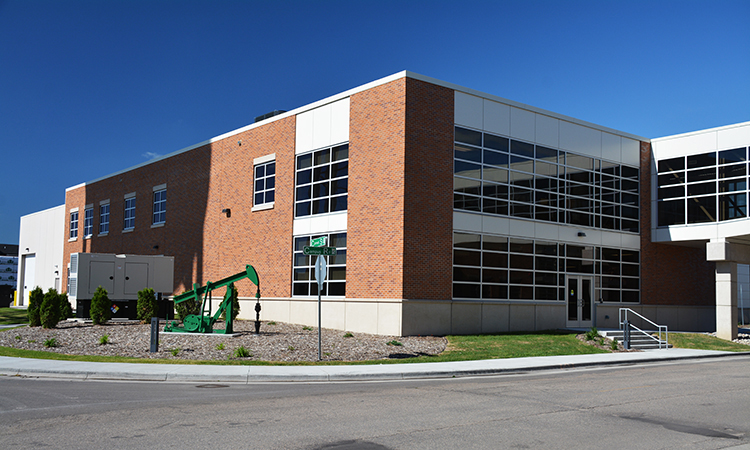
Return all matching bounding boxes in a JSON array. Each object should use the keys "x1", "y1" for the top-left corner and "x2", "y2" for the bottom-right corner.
[{"x1": 1, "y1": 348, "x2": 747, "y2": 383}]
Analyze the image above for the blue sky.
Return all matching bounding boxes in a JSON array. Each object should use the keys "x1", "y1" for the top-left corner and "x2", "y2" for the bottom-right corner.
[{"x1": 1, "y1": 0, "x2": 748, "y2": 244}]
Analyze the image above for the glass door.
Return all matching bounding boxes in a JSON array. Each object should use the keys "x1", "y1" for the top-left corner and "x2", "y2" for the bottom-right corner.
[{"x1": 567, "y1": 276, "x2": 593, "y2": 328}]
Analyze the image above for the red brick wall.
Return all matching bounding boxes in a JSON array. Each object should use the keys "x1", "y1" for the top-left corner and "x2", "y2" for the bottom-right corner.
[
  {"x1": 639, "y1": 141, "x2": 715, "y2": 306},
  {"x1": 346, "y1": 77, "x2": 454, "y2": 300},
  {"x1": 347, "y1": 78, "x2": 407, "y2": 299},
  {"x1": 402, "y1": 78, "x2": 454, "y2": 300},
  {"x1": 63, "y1": 116, "x2": 296, "y2": 299}
]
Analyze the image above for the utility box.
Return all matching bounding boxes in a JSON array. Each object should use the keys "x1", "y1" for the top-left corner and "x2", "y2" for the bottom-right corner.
[{"x1": 68, "y1": 253, "x2": 174, "y2": 320}]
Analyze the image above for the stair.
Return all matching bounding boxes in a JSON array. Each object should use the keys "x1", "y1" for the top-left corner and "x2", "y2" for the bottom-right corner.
[{"x1": 602, "y1": 330, "x2": 671, "y2": 350}]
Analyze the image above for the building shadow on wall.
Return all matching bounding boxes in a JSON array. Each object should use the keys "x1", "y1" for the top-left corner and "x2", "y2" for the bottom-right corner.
[{"x1": 82, "y1": 142, "x2": 213, "y2": 295}]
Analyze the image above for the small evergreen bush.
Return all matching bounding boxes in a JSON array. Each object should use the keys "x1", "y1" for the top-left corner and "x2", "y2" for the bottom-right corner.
[
  {"x1": 27, "y1": 287, "x2": 44, "y2": 327},
  {"x1": 60, "y1": 292, "x2": 74, "y2": 320},
  {"x1": 40, "y1": 288, "x2": 62, "y2": 329},
  {"x1": 220, "y1": 286, "x2": 240, "y2": 322},
  {"x1": 89, "y1": 286, "x2": 111, "y2": 325},
  {"x1": 137, "y1": 287, "x2": 158, "y2": 324},
  {"x1": 175, "y1": 298, "x2": 200, "y2": 320}
]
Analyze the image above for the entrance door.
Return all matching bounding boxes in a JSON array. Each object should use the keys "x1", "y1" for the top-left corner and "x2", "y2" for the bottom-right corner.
[
  {"x1": 22, "y1": 255, "x2": 36, "y2": 306},
  {"x1": 567, "y1": 276, "x2": 593, "y2": 328}
]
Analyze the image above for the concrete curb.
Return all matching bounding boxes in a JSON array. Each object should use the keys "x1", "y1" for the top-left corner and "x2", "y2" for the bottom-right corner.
[{"x1": 1, "y1": 350, "x2": 748, "y2": 383}]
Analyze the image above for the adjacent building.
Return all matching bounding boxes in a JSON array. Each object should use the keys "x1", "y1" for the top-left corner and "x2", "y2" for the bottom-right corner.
[{"x1": 18, "y1": 71, "x2": 749, "y2": 338}]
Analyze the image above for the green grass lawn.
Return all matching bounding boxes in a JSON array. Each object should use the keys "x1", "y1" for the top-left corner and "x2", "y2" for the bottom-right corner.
[
  {"x1": 0, "y1": 307, "x2": 27, "y2": 325},
  {"x1": 668, "y1": 332, "x2": 750, "y2": 352}
]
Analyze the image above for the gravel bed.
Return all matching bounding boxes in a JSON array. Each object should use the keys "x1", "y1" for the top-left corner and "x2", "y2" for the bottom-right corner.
[
  {"x1": 0, "y1": 320, "x2": 447, "y2": 362},
  {"x1": 708, "y1": 332, "x2": 750, "y2": 346}
]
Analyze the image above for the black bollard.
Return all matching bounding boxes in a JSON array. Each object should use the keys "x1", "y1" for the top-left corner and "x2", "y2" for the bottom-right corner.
[{"x1": 150, "y1": 317, "x2": 159, "y2": 353}]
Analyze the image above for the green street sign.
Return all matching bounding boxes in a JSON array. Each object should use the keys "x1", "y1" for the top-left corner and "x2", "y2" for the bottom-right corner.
[
  {"x1": 310, "y1": 236, "x2": 327, "y2": 247},
  {"x1": 303, "y1": 246, "x2": 336, "y2": 256}
]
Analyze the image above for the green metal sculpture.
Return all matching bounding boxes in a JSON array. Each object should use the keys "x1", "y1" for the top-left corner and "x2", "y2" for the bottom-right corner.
[{"x1": 164, "y1": 265, "x2": 261, "y2": 334}]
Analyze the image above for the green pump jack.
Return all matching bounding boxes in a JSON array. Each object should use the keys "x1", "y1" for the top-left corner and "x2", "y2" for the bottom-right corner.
[{"x1": 164, "y1": 265, "x2": 261, "y2": 334}]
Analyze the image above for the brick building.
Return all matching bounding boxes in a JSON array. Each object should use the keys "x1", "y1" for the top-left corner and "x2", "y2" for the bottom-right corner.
[{"x1": 20, "y1": 71, "x2": 749, "y2": 336}]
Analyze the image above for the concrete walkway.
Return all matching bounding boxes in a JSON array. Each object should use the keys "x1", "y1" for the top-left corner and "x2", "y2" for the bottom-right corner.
[{"x1": 1, "y1": 348, "x2": 747, "y2": 383}]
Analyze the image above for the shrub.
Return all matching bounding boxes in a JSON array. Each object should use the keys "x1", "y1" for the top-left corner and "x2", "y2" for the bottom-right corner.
[
  {"x1": 89, "y1": 286, "x2": 111, "y2": 325},
  {"x1": 59, "y1": 292, "x2": 74, "y2": 320},
  {"x1": 234, "y1": 346, "x2": 251, "y2": 358},
  {"x1": 137, "y1": 288, "x2": 158, "y2": 324},
  {"x1": 27, "y1": 287, "x2": 44, "y2": 327},
  {"x1": 585, "y1": 327, "x2": 599, "y2": 341},
  {"x1": 220, "y1": 286, "x2": 240, "y2": 322},
  {"x1": 40, "y1": 288, "x2": 62, "y2": 328},
  {"x1": 175, "y1": 298, "x2": 200, "y2": 320},
  {"x1": 99, "y1": 335, "x2": 109, "y2": 345}
]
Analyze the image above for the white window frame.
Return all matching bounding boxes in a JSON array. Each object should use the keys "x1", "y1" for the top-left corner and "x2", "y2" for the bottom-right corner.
[
  {"x1": 252, "y1": 154, "x2": 276, "y2": 212},
  {"x1": 123, "y1": 192, "x2": 136, "y2": 232},
  {"x1": 69, "y1": 208, "x2": 79, "y2": 241},
  {"x1": 152, "y1": 184, "x2": 166, "y2": 226},
  {"x1": 83, "y1": 205, "x2": 94, "y2": 238},
  {"x1": 99, "y1": 200, "x2": 110, "y2": 236}
]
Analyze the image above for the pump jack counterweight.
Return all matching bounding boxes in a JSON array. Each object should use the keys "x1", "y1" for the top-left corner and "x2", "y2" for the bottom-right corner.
[{"x1": 164, "y1": 265, "x2": 261, "y2": 334}]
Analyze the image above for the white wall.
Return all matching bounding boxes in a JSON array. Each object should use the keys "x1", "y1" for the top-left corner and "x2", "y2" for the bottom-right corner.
[
  {"x1": 651, "y1": 121, "x2": 750, "y2": 243},
  {"x1": 17, "y1": 205, "x2": 65, "y2": 305},
  {"x1": 293, "y1": 97, "x2": 350, "y2": 236},
  {"x1": 455, "y1": 91, "x2": 641, "y2": 166}
]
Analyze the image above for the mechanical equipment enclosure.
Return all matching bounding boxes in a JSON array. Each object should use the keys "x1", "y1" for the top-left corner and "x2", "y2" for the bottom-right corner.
[{"x1": 68, "y1": 253, "x2": 174, "y2": 319}]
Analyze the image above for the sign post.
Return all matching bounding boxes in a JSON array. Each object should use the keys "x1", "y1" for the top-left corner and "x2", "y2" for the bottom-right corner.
[
  {"x1": 304, "y1": 237, "x2": 335, "y2": 360},
  {"x1": 314, "y1": 255, "x2": 327, "y2": 360}
]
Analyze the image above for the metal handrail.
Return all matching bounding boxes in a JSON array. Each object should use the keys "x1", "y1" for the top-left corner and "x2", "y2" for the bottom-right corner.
[{"x1": 619, "y1": 308, "x2": 669, "y2": 349}]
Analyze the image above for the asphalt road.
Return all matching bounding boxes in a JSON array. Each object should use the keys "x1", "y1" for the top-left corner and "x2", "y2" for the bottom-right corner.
[{"x1": 1, "y1": 357, "x2": 749, "y2": 449}]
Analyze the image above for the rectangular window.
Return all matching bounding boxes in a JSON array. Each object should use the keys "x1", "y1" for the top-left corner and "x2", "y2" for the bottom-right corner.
[
  {"x1": 124, "y1": 196, "x2": 136, "y2": 230},
  {"x1": 69, "y1": 211, "x2": 78, "y2": 239},
  {"x1": 83, "y1": 207, "x2": 93, "y2": 237},
  {"x1": 254, "y1": 160, "x2": 276, "y2": 207},
  {"x1": 295, "y1": 144, "x2": 348, "y2": 217},
  {"x1": 99, "y1": 203, "x2": 110, "y2": 234},
  {"x1": 292, "y1": 232, "x2": 346, "y2": 297},
  {"x1": 453, "y1": 127, "x2": 639, "y2": 233},
  {"x1": 153, "y1": 189, "x2": 166, "y2": 225}
]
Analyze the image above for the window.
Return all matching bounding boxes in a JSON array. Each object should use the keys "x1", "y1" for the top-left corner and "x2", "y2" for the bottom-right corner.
[
  {"x1": 69, "y1": 210, "x2": 78, "y2": 240},
  {"x1": 453, "y1": 232, "x2": 639, "y2": 303},
  {"x1": 657, "y1": 146, "x2": 750, "y2": 226},
  {"x1": 124, "y1": 195, "x2": 136, "y2": 230},
  {"x1": 254, "y1": 160, "x2": 276, "y2": 207},
  {"x1": 99, "y1": 202, "x2": 110, "y2": 234},
  {"x1": 153, "y1": 188, "x2": 166, "y2": 225},
  {"x1": 83, "y1": 207, "x2": 93, "y2": 237},
  {"x1": 295, "y1": 144, "x2": 348, "y2": 217},
  {"x1": 454, "y1": 126, "x2": 639, "y2": 233},
  {"x1": 292, "y1": 232, "x2": 347, "y2": 297}
]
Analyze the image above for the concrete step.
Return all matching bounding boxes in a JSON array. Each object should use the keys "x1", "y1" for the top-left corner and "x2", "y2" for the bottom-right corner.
[{"x1": 601, "y1": 330, "x2": 671, "y2": 349}]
